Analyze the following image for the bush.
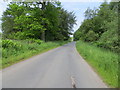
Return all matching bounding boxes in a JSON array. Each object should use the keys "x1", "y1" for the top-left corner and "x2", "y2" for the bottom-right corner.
[
  {"x1": 2, "y1": 39, "x2": 22, "y2": 50},
  {"x1": 2, "y1": 40, "x2": 67, "y2": 68},
  {"x1": 85, "y1": 30, "x2": 99, "y2": 42},
  {"x1": 26, "y1": 39, "x2": 43, "y2": 44},
  {"x1": 34, "y1": 39, "x2": 43, "y2": 44}
]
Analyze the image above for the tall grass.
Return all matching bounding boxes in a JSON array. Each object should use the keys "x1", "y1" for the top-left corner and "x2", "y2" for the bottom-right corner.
[
  {"x1": 76, "y1": 41, "x2": 118, "y2": 88},
  {"x1": 2, "y1": 40, "x2": 67, "y2": 69}
]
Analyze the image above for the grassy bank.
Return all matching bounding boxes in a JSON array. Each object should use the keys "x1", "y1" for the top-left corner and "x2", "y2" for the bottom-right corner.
[
  {"x1": 76, "y1": 41, "x2": 118, "y2": 88},
  {"x1": 1, "y1": 39, "x2": 67, "y2": 69}
]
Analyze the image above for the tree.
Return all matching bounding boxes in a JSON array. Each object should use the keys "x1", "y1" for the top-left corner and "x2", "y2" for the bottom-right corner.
[
  {"x1": 59, "y1": 9, "x2": 76, "y2": 40},
  {"x1": 2, "y1": 1, "x2": 76, "y2": 41},
  {"x1": 74, "y1": 1, "x2": 119, "y2": 52}
]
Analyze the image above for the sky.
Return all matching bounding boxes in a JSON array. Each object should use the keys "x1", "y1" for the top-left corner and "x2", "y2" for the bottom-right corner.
[
  {"x1": 0, "y1": 0, "x2": 111, "y2": 33},
  {"x1": 61, "y1": 2, "x2": 103, "y2": 32}
]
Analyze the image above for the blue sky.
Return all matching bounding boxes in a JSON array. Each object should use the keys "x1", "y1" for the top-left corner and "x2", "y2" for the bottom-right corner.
[
  {"x1": 0, "y1": 0, "x2": 108, "y2": 32},
  {"x1": 61, "y1": 2, "x2": 103, "y2": 32}
]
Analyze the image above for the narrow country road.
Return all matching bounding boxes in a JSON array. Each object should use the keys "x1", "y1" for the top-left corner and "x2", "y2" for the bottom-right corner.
[{"x1": 2, "y1": 42, "x2": 107, "y2": 88}]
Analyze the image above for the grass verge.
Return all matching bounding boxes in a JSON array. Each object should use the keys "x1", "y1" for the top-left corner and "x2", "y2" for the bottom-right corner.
[
  {"x1": 76, "y1": 41, "x2": 118, "y2": 88},
  {"x1": 2, "y1": 40, "x2": 68, "y2": 69}
]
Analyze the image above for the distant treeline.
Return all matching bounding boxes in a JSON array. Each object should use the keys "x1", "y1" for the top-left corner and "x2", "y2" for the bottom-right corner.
[
  {"x1": 74, "y1": 2, "x2": 119, "y2": 52},
  {"x1": 1, "y1": 1, "x2": 76, "y2": 41}
]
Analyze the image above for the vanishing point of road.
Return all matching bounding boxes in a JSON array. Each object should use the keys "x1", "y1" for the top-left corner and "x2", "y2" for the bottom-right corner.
[{"x1": 2, "y1": 42, "x2": 107, "y2": 88}]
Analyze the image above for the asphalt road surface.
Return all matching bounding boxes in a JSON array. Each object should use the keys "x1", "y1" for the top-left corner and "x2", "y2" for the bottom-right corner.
[{"x1": 2, "y1": 42, "x2": 107, "y2": 88}]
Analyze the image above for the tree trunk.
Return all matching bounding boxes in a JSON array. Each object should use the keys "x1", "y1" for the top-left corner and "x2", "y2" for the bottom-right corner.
[{"x1": 41, "y1": 2, "x2": 46, "y2": 41}]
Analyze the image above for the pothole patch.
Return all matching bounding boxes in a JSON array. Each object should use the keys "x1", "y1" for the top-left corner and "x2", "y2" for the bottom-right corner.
[{"x1": 71, "y1": 76, "x2": 77, "y2": 88}]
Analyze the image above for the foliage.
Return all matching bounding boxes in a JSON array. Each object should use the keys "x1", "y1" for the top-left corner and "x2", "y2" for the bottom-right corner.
[
  {"x1": 1, "y1": 1, "x2": 76, "y2": 41},
  {"x1": 85, "y1": 30, "x2": 99, "y2": 42},
  {"x1": 2, "y1": 39, "x2": 68, "y2": 68},
  {"x1": 74, "y1": 1, "x2": 119, "y2": 52},
  {"x1": 2, "y1": 39, "x2": 21, "y2": 50},
  {"x1": 26, "y1": 39, "x2": 43, "y2": 44},
  {"x1": 76, "y1": 41, "x2": 118, "y2": 87}
]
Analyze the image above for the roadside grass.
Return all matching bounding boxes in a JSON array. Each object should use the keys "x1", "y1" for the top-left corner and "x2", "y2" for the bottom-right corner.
[
  {"x1": 76, "y1": 41, "x2": 118, "y2": 88},
  {"x1": 2, "y1": 40, "x2": 68, "y2": 69}
]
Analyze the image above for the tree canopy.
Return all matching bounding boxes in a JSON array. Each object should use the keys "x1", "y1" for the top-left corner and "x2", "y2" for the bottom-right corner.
[
  {"x1": 2, "y1": 1, "x2": 76, "y2": 41},
  {"x1": 74, "y1": 1, "x2": 119, "y2": 52}
]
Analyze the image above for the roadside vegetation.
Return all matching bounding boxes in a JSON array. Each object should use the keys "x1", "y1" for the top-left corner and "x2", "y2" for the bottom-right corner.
[
  {"x1": 76, "y1": 41, "x2": 118, "y2": 87},
  {"x1": 74, "y1": 1, "x2": 119, "y2": 88},
  {"x1": 74, "y1": 2, "x2": 119, "y2": 52},
  {"x1": 1, "y1": 1, "x2": 76, "y2": 68},
  {"x1": 2, "y1": 39, "x2": 67, "y2": 68}
]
